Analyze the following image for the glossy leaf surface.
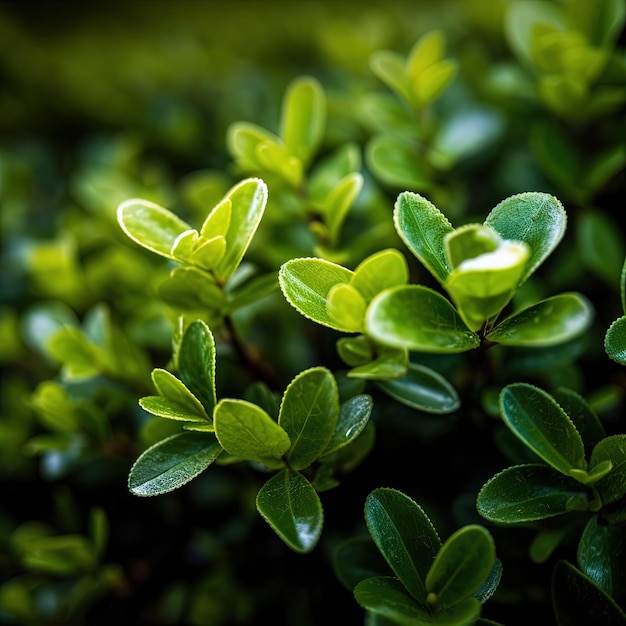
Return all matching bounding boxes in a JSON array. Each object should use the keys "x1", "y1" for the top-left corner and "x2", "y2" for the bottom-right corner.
[
  {"x1": 590, "y1": 435, "x2": 626, "y2": 505},
  {"x1": 605, "y1": 316, "x2": 626, "y2": 365},
  {"x1": 256, "y1": 469, "x2": 323, "y2": 553},
  {"x1": 350, "y1": 249, "x2": 409, "y2": 303},
  {"x1": 128, "y1": 432, "x2": 222, "y2": 496},
  {"x1": 321, "y1": 394, "x2": 372, "y2": 456},
  {"x1": 367, "y1": 285, "x2": 479, "y2": 353},
  {"x1": 476, "y1": 464, "x2": 588, "y2": 523},
  {"x1": 150, "y1": 369, "x2": 209, "y2": 420},
  {"x1": 499, "y1": 383, "x2": 587, "y2": 475},
  {"x1": 365, "y1": 488, "x2": 441, "y2": 604}
]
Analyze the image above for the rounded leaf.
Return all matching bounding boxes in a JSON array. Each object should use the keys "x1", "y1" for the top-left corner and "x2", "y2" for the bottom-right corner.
[
  {"x1": 321, "y1": 394, "x2": 372, "y2": 456},
  {"x1": 590, "y1": 435, "x2": 626, "y2": 505},
  {"x1": 128, "y1": 432, "x2": 222, "y2": 497},
  {"x1": 486, "y1": 293, "x2": 593, "y2": 347},
  {"x1": 256, "y1": 469, "x2": 323, "y2": 553},
  {"x1": 350, "y1": 248, "x2": 409, "y2": 302},
  {"x1": 366, "y1": 285, "x2": 479, "y2": 353},
  {"x1": 605, "y1": 316, "x2": 626, "y2": 365}
]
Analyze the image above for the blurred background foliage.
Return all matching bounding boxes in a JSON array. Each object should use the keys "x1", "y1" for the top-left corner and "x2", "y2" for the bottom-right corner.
[{"x1": 0, "y1": 1, "x2": 624, "y2": 624}]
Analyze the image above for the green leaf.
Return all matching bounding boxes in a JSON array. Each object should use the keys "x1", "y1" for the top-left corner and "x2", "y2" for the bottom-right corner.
[
  {"x1": 128, "y1": 432, "x2": 222, "y2": 496},
  {"x1": 278, "y1": 257, "x2": 354, "y2": 331},
  {"x1": 552, "y1": 560, "x2": 626, "y2": 626},
  {"x1": 332, "y1": 537, "x2": 391, "y2": 590},
  {"x1": 350, "y1": 248, "x2": 409, "y2": 303},
  {"x1": 499, "y1": 383, "x2": 587, "y2": 475},
  {"x1": 214, "y1": 399, "x2": 290, "y2": 466},
  {"x1": 476, "y1": 464, "x2": 588, "y2": 523},
  {"x1": 365, "y1": 488, "x2": 441, "y2": 604},
  {"x1": 366, "y1": 285, "x2": 480, "y2": 353},
  {"x1": 553, "y1": 388, "x2": 605, "y2": 455},
  {"x1": 327, "y1": 283, "x2": 367, "y2": 331},
  {"x1": 200, "y1": 196, "x2": 231, "y2": 239},
  {"x1": 117, "y1": 198, "x2": 191, "y2": 260},
  {"x1": 605, "y1": 316, "x2": 626, "y2": 365},
  {"x1": 278, "y1": 367, "x2": 339, "y2": 470},
  {"x1": 354, "y1": 577, "x2": 426, "y2": 626},
  {"x1": 139, "y1": 396, "x2": 209, "y2": 423},
  {"x1": 484, "y1": 192, "x2": 567, "y2": 285},
  {"x1": 178, "y1": 320, "x2": 217, "y2": 418},
  {"x1": 591, "y1": 435, "x2": 626, "y2": 505},
  {"x1": 226, "y1": 271, "x2": 278, "y2": 313},
  {"x1": 158, "y1": 266, "x2": 225, "y2": 313},
  {"x1": 407, "y1": 30, "x2": 445, "y2": 78},
  {"x1": 425, "y1": 525, "x2": 496, "y2": 609},
  {"x1": 412, "y1": 60, "x2": 457, "y2": 109},
  {"x1": 214, "y1": 177, "x2": 268, "y2": 282},
  {"x1": 578, "y1": 515, "x2": 626, "y2": 598},
  {"x1": 366, "y1": 136, "x2": 431, "y2": 191},
  {"x1": 256, "y1": 469, "x2": 323, "y2": 553},
  {"x1": 370, "y1": 50, "x2": 411, "y2": 102},
  {"x1": 320, "y1": 173, "x2": 363, "y2": 243},
  {"x1": 280, "y1": 76, "x2": 326, "y2": 166},
  {"x1": 19, "y1": 534, "x2": 97, "y2": 575},
  {"x1": 472, "y1": 559, "x2": 503, "y2": 605},
  {"x1": 376, "y1": 363, "x2": 460, "y2": 414},
  {"x1": 150, "y1": 368, "x2": 209, "y2": 420},
  {"x1": 347, "y1": 344, "x2": 410, "y2": 381},
  {"x1": 226, "y1": 121, "x2": 281, "y2": 171},
  {"x1": 394, "y1": 192, "x2": 454, "y2": 284},
  {"x1": 486, "y1": 293, "x2": 593, "y2": 347},
  {"x1": 321, "y1": 394, "x2": 372, "y2": 456}
]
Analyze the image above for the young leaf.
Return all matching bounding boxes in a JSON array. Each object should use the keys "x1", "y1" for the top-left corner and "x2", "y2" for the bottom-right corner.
[
  {"x1": 425, "y1": 525, "x2": 496, "y2": 610},
  {"x1": 117, "y1": 199, "x2": 192, "y2": 260},
  {"x1": 128, "y1": 432, "x2": 222, "y2": 497},
  {"x1": 365, "y1": 488, "x2": 441, "y2": 604},
  {"x1": 278, "y1": 367, "x2": 339, "y2": 470},
  {"x1": 552, "y1": 560, "x2": 626, "y2": 626},
  {"x1": 139, "y1": 396, "x2": 209, "y2": 423},
  {"x1": 322, "y1": 173, "x2": 363, "y2": 244},
  {"x1": 590, "y1": 435, "x2": 626, "y2": 505},
  {"x1": 214, "y1": 178, "x2": 268, "y2": 282},
  {"x1": 486, "y1": 293, "x2": 593, "y2": 347},
  {"x1": 321, "y1": 394, "x2": 372, "y2": 456},
  {"x1": 394, "y1": 192, "x2": 454, "y2": 284},
  {"x1": 376, "y1": 363, "x2": 460, "y2": 414},
  {"x1": 150, "y1": 369, "x2": 209, "y2": 421},
  {"x1": 483, "y1": 192, "x2": 567, "y2": 285},
  {"x1": 476, "y1": 464, "x2": 588, "y2": 523},
  {"x1": 407, "y1": 30, "x2": 445, "y2": 78},
  {"x1": 200, "y1": 196, "x2": 231, "y2": 239},
  {"x1": 256, "y1": 469, "x2": 323, "y2": 553},
  {"x1": 370, "y1": 50, "x2": 411, "y2": 102},
  {"x1": 327, "y1": 283, "x2": 367, "y2": 331},
  {"x1": 177, "y1": 320, "x2": 217, "y2": 418},
  {"x1": 366, "y1": 285, "x2": 480, "y2": 353},
  {"x1": 278, "y1": 257, "x2": 354, "y2": 331},
  {"x1": 366, "y1": 136, "x2": 431, "y2": 191},
  {"x1": 499, "y1": 383, "x2": 587, "y2": 475},
  {"x1": 226, "y1": 121, "x2": 281, "y2": 171},
  {"x1": 347, "y1": 344, "x2": 409, "y2": 380},
  {"x1": 413, "y1": 61, "x2": 457, "y2": 109},
  {"x1": 213, "y1": 399, "x2": 290, "y2": 465},
  {"x1": 280, "y1": 76, "x2": 326, "y2": 166},
  {"x1": 350, "y1": 248, "x2": 409, "y2": 303}
]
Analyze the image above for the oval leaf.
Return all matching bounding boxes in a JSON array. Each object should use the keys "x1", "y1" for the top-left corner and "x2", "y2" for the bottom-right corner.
[
  {"x1": 214, "y1": 399, "x2": 290, "y2": 465},
  {"x1": 139, "y1": 396, "x2": 209, "y2": 423},
  {"x1": 256, "y1": 469, "x2": 323, "y2": 553},
  {"x1": 393, "y1": 191, "x2": 453, "y2": 284},
  {"x1": 476, "y1": 464, "x2": 588, "y2": 523},
  {"x1": 484, "y1": 192, "x2": 567, "y2": 285},
  {"x1": 605, "y1": 316, "x2": 626, "y2": 365},
  {"x1": 366, "y1": 136, "x2": 431, "y2": 191},
  {"x1": 499, "y1": 383, "x2": 586, "y2": 474},
  {"x1": 151, "y1": 368, "x2": 209, "y2": 420},
  {"x1": 117, "y1": 199, "x2": 192, "y2": 260},
  {"x1": 279, "y1": 257, "x2": 354, "y2": 331},
  {"x1": 486, "y1": 293, "x2": 593, "y2": 347},
  {"x1": 365, "y1": 488, "x2": 441, "y2": 604},
  {"x1": 128, "y1": 432, "x2": 222, "y2": 497},
  {"x1": 322, "y1": 394, "x2": 373, "y2": 456},
  {"x1": 178, "y1": 320, "x2": 217, "y2": 418},
  {"x1": 354, "y1": 577, "x2": 427, "y2": 625},
  {"x1": 278, "y1": 367, "x2": 339, "y2": 470},
  {"x1": 425, "y1": 525, "x2": 496, "y2": 609},
  {"x1": 590, "y1": 435, "x2": 626, "y2": 505},
  {"x1": 350, "y1": 248, "x2": 409, "y2": 303},
  {"x1": 376, "y1": 363, "x2": 460, "y2": 414},
  {"x1": 366, "y1": 285, "x2": 479, "y2": 353}
]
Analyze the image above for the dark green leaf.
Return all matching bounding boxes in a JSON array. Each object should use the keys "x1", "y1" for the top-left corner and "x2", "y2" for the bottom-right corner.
[
  {"x1": 476, "y1": 464, "x2": 588, "y2": 523},
  {"x1": 178, "y1": 320, "x2": 217, "y2": 418},
  {"x1": 367, "y1": 285, "x2": 479, "y2": 353},
  {"x1": 354, "y1": 576, "x2": 426, "y2": 626},
  {"x1": 128, "y1": 432, "x2": 222, "y2": 497},
  {"x1": 499, "y1": 383, "x2": 586, "y2": 475},
  {"x1": 552, "y1": 560, "x2": 626, "y2": 626},
  {"x1": 333, "y1": 537, "x2": 391, "y2": 590},
  {"x1": 425, "y1": 525, "x2": 495, "y2": 610},
  {"x1": 322, "y1": 394, "x2": 372, "y2": 456},
  {"x1": 278, "y1": 367, "x2": 339, "y2": 470},
  {"x1": 365, "y1": 488, "x2": 441, "y2": 603},
  {"x1": 256, "y1": 469, "x2": 323, "y2": 553},
  {"x1": 605, "y1": 316, "x2": 626, "y2": 365},
  {"x1": 472, "y1": 558, "x2": 503, "y2": 604},
  {"x1": 591, "y1": 435, "x2": 626, "y2": 505},
  {"x1": 376, "y1": 363, "x2": 460, "y2": 414},
  {"x1": 553, "y1": 388, "x2": 605, "y2": 455}
]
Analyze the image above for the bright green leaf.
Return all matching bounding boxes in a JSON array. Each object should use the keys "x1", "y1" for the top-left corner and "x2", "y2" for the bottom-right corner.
[
  {"x1": 394, "y1": 192, "x2": 453, "y2": 284},
  {"x1": 128, "y1": 432, "x2": 222, "y2": 496},
  {"x1": 190, "y1": 235, "x2": 226, "y2": 270},
  {"x1": 279, "y1": 257, "x2": 354, "y2": 331},
  {"x1": 170, "y1": 229, "x2": 199, "y2": 262},
  {"x1": 425, "y1": 525, "x2": 496, "y2": 609},
  {"x1": 327, "y1": 283, "x2": 367, "y2": 331},
  {"x1": 278, "y1": 367, "x2": 339, "y2": 470},
  {"x1": 376, "y1": 363, "x2": 460, "y2": 414},
  {"x1": 476, "y1": 464, "x2": 588, "y2": 523},
  {"x1": 486, "y1": 293, "x2": 593, "y2": 347},
  {"x1": 412, "y1": 60, "x2": 457, "y2": 109},
  {"x1": 484, "y1": 192, "x2": 567, "y2": 285},
  {"x1": 365, "y1": 488, "x2": 441, "y2": 604},
  {"x1": 177, "y1": 320, "x2": 217, "y2": 418},
  {"x1": 350, "y1": 248, "x2": 409, "y2": 303},
  {"x1": 370, "y1": 50, "x2": 411, "y2": 102},
  {"x1": 256, "y1": 469, "x2": 323, "y2": 553},
  {"x1": 226, "y1": 121, "x2": 281, "y2": 171},
  {"x1": 200, "y1": 196, "x2": 231, "y2": 239},
  {"x1": 139, "y1": 396, "x2": 209, "y2": 423},
  {"x1": 499, "y1": 383, "x2": 586, "y2": 475},
  {"x1": 366, "y1": 136, "x2": 431, "y2": 191},
  {"x1": 117, "y1": 198, "x2": 192, "y2": 260},
  {"x1": 158, "y1": 266, "x2": 225, "y2": 313},
  {"x1": 366, "y1": 285, "x2": 479, "y2": 353},
  {"x1": 151, "y1": 368, "x2": 209, "y2": 421},
  {"x1": 347, "y1": 344, "x2": 409, "y2": 380},
  {"x1": 407, "y1": 30, "x2": 445, "y2": 77},
  {"x1": 322, "y1": 172, "x2": 363, "y2": 243}
]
